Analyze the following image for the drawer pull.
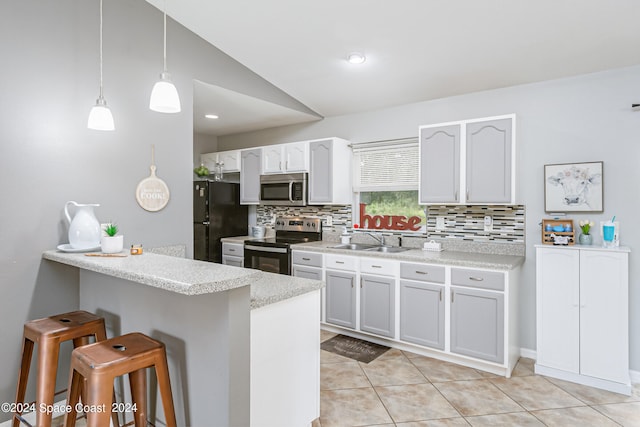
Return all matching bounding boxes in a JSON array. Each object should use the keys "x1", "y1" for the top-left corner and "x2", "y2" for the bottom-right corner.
[
  {"x1": 302, "y1": 257, "x2": 311, "y2": 261},
  {"x1": 469, "y1": 276, "x2": 484, "y2": 281},
  {"x1": 415, "y1": 270, "x2": 428, "y2": 275},
  {"x1": 335, "y1": 261, "x2": 345, "y2": 264},
  {"x1": 229, "y1": 248, "x2": 236, "y2": 252},
  {"x1": 371, "y1": 265, "x2": 382, "y2": 269}
]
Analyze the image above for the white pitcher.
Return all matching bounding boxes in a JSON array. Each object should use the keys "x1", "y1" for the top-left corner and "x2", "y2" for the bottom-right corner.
[{"x1": 64, "y1": 201, "x2": 101, "y2": 249}]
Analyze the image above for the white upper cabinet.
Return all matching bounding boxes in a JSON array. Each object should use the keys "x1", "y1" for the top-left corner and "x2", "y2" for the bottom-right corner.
[
  {"x1": 262, "y1": 142, "x2": 309, "y2": 174},
  {"x1": 419, "y1": 124, "x2": 460, "y2": 203},
  {"x1": 419, "y1": 114, "x2": 515, "y2": 205},
  {"x1": 308, "y1": 138, "x2": 352, "y2": 205},
  {"x1": 466, "y1": 117, "x2": 513, "y2": 203},
  {"x1": 240, "y1": 148, "x2": 262, "y2": 205},
  {"x1": 200, "y1": 149, "x2": 241, "y2": 173}
]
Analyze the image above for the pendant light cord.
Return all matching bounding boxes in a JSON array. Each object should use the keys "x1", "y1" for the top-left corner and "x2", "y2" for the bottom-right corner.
[
  {"x1": 163, "y1": 0, "x2": 167, "y2": 72},
  {"x1": 99, "y1": 0, "x2": 104, "y2": 99}
]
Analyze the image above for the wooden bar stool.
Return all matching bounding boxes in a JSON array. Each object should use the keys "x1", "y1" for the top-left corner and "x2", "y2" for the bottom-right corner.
[
  {"x1": 64, "y1": 332, "x2": 177, "y2": 427},
  {"x1": 12, "y1": 310, "x2": 117, "y2": 427}
]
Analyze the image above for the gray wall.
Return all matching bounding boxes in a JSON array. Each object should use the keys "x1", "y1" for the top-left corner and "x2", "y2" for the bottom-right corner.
[
  {"x1": 0, "y1": 0, "x2": 307, "y2": 419},
  {"x1": 193, "y1": 132, "x2": 218, "y2": 170},
  {"x1": 219, "y1": 65, "x2": 640, "y2": 373}
]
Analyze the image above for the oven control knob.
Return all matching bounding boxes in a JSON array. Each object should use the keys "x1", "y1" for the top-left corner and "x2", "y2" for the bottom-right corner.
[{"x1": 312, "y1": 223, "x2": 316, "y2": 227}]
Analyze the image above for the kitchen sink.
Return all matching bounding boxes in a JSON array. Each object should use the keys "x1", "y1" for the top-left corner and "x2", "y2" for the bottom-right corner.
[
  {"x1": 363, "y1": 246, "x2": 411, "y2": 253},
  {"x1": 330, "y1": 243, "x2": 378, "y2": 250},
  {"x1": 330, "y1": 244, "x2": 410, "y2": 253}
]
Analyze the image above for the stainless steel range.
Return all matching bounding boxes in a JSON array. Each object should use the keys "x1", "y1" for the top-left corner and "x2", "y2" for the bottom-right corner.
[{"x1": 244, "y1": 216, "x2": 322, "y2": 275}]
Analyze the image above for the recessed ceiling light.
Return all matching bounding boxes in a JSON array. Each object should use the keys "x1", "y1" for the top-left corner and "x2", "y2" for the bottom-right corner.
[
  {"x1": 347, "y1": 52, "x2": 366, "y2": 64},
  {"x1": 205, "y1": 114, "x2": 219, "y2": 119}
]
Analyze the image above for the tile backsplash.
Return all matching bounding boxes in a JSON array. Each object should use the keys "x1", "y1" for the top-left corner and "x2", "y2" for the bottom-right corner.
[
  {"x1": 256, "y1": 205, "x2": 352, "y2": 232},
  {"x1": 426, "y1": 205, "x2": 525, "y2": 243},
  {"x1": 256, "y1": 204, "x2": 525, "y2": 247}
]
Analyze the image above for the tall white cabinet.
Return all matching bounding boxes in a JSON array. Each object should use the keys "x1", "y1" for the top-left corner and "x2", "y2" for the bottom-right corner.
[{"x1": 535, "y1": 245, "x2": 631, "y2": 395}]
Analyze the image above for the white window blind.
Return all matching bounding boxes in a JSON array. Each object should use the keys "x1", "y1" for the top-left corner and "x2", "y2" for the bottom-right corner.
[{"x1": 352, "y1": 138, "x2": 419, "y2": 191}]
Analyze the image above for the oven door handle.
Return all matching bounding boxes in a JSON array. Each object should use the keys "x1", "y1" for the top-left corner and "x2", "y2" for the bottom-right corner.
[
  {"x1": 245, "y1": 245, "x2": 288, "y2": 254},
  {"x1": 289, "y1": 181, "x2": 295, "y2": 202}
]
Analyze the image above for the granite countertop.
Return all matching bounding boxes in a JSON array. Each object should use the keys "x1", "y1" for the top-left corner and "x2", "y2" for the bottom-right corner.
[
  {"x1": 291, "y1": 241, "x2": 525, "y2": 270},
  {"x1": 43, "y1": 250, "x2": 324, "y2": 307},
  {"x1": 221, "y1": 236, "x2": 256, "y2": 243}
]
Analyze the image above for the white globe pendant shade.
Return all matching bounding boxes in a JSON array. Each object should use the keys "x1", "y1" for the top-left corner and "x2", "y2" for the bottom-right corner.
[
  {"x1": 149, "y1": 71, "x2": 181, "y2": 113},
  {"x1": 87, "y1": 97, "x2": 115, "y2": 131},
  {"x1": 87, "y1": 0, "x2": 115, "y2": 131}
]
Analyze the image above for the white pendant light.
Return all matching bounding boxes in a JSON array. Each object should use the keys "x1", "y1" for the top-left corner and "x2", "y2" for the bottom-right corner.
[
  {"x1": 88, "y1": 0, "x2": 115, "y2": 131},
  {"x1": 149, "y1": 0, "x2": 181, "y2": 113}
]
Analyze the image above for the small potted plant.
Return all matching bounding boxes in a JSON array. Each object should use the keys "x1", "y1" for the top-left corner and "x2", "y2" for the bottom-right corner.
[
  {"x1": 101, "y1": 222, "x2": 124, "y2": 253},
  {"x1": 194, "y1": 163, "x2": 210, "y2": 178},
  {"x1": 578, "y1": 219, "x2": 594, "y2": 245}
]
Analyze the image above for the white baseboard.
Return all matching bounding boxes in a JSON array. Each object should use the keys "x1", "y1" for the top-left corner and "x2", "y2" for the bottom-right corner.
[
  {"x1": 521, "y1": 347, "x2": 639, "y2": 386},
  {"x1": 519, "y1": 347, "x2": 536, "y2": 360}
]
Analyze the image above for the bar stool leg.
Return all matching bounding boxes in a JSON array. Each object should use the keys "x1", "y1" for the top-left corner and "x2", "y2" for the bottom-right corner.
[
  {"x1": 64, "y1": 368, "x2": 83, "y2": 427},
  {"x1": 12, "y1": 337, "x2": 34, "y2": 427},
  {"x1": 129, "y1": 369, "x2": 147, "y2": 427},
  {"x1": 154, "y1": 355, "x2": 177, "y2": 427},
  {"x1": 85, "y1": 374, "x2": 115, "y2": 427},
  {"x1": 36, "y1": 337, "x2": 60, "y2": 427}
]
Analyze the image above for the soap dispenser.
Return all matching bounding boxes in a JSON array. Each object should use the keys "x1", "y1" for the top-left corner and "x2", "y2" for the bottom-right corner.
[{"x1": 341, "y1": 227, "x2": 352, "y2": 244}]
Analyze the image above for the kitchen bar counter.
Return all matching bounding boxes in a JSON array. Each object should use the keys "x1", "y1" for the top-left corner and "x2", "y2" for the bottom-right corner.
[
  {"x1": 291, "y1": 240, "x2": 525, "y2": 270},
  {"x1": 42, "y1": 249, "x2": 322, "y2": 427},
  {"x1": 42, "y1": 250, "x2": 324, "y2": 308}
]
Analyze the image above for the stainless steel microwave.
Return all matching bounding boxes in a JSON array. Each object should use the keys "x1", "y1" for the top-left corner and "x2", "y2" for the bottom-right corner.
[{"x1": 259, "y1": 173, "x2": 307, "y2": 206}]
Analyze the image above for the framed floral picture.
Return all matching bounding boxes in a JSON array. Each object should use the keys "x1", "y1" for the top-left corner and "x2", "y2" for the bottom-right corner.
[{"x1": 544, "y1": 161, "x2": 603, "y2": 213}]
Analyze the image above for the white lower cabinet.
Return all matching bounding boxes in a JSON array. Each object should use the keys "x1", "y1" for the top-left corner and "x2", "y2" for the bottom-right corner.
[
  {"x1": 535, "y1": 245, "x2": 631, "y2": 394},
  {"x1": 450, "y1": 286, "x2": 504, "y2": 363},
  {"x1": 400, "y1": 281, "x2": 444, "y2": 349},
  {"x1": 360, "y1": 274, "x2": 395, "y2": 338},
  {"x1": 307, "y1": 247, "x2": 520, "y2": 377},
  {"x1": 222, "y1": 242, "x2": 244, "y2": 267},
  {"x1": 292, "y1": 250, "x2": 323, "y2": 281},
  {"x1": 325, "y1": 270, "x2": 357, "y2": 329},
  {"x1": 450, "y1": 267, "x2": 505, "y2": 364},
  {"x1": 399, "y1": 262, "x2": 446, "y2": 349}
]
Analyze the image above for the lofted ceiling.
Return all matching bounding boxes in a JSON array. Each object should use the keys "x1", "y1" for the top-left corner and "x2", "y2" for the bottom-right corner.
[{"x1": 148, "y1": 0, "x2": 640, "y2": 136}]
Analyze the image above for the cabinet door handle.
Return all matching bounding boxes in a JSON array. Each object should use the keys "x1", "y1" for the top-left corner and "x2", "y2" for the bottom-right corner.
[
  {"x1": 286, "y1": 160, "x2": 289, "y2": 170},
  {"x1": 451, "y1": 290, "x2": 454, "y2": 303},
  {"x1": 415, "y1": 270, "x2": 428, "y2": 275},
  {"x1": 302, "y1": 257, "x2": 310, "y2": 261},
  {"x1": 439, "y1": 288, "x2": 442, "y2": 301},
  {"x1": 279, "y1": 161, "x2": 282, "y2": 170},
  {"x1": 466, "y1": 189, "x2": 470, "y2": 200},
  {"x1": 455, "y1": 190, "x2": 458, "y2": 201},
  {"x1": 335, "y1": 261, "x2": 345, "y2": 264},
  {"x1": 469, "y1": 276, "x2": 484, "y2": 281}
]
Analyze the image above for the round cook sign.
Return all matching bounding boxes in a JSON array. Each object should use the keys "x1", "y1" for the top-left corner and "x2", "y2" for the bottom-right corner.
[{"x1": 136, "y1": 165, "x2": 170, "y2": 212}]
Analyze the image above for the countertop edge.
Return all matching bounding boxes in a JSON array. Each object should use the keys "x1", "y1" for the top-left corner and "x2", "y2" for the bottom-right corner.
[
  {"x1": 290, "y1": 242, "x2": 525, "y2": 270},
  {"x1": 43, "y1": 250, "x2": 325, "y2": 307}
]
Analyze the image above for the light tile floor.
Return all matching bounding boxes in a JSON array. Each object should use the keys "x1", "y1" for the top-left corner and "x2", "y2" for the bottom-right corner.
[{"x1": 316, "y1": 330, "x2": 640, "y2": 427}]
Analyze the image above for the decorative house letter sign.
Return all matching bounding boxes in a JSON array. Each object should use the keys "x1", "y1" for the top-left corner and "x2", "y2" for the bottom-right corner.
[
  {"x1": 136, "y1": 145, "x2": 170, "y2": 212},
  {"x1": 359, "y1": 203, "x2": 421, "y2": 231}
]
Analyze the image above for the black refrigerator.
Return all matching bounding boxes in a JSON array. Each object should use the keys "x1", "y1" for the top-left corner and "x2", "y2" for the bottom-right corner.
[{"x1": 193, "y1": 180, "x2": 248, "y2": 263}]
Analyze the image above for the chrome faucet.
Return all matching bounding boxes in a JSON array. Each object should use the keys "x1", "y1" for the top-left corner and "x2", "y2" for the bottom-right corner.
[{"x1": 366, "y1": 232, "x2": 386, "y2": 246}]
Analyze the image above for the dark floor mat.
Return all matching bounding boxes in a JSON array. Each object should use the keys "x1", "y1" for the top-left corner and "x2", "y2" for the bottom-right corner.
[{"x1": 321, "y1": 334, "x2": 390, "y2": 363}]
